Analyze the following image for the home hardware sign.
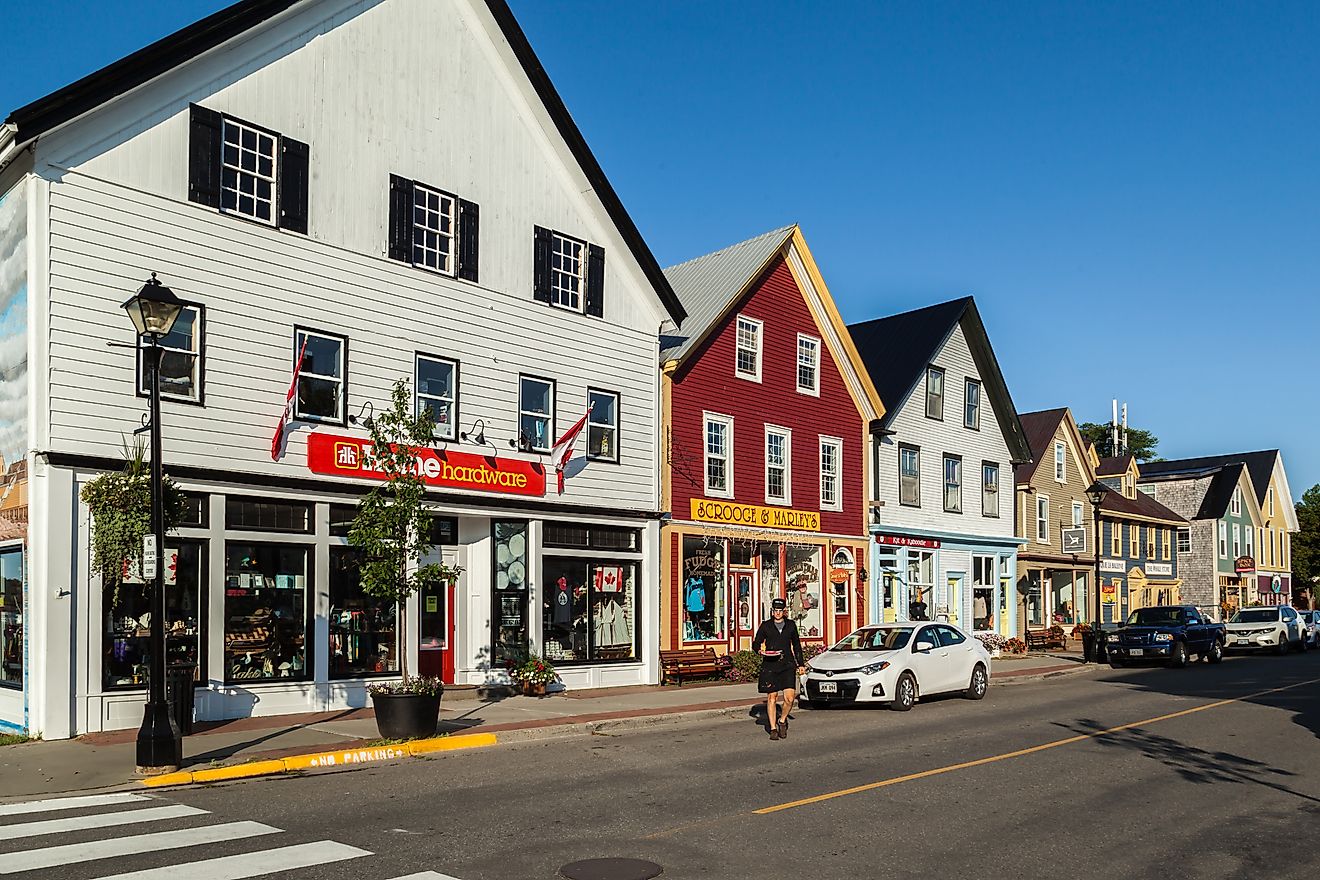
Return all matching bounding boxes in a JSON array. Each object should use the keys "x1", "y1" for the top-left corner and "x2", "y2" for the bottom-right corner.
[
  {"x1": 308, "y1": 434, "x2": 546, "y2": 496},
  {"x1": 690, "y1": 499, "x2": 820, "y2": 532}
]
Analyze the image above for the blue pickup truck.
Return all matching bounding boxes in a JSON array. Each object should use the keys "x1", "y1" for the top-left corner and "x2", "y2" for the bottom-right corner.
[{"x1": 1106, "y1": 605, "x2": 1226, "y2": 668}]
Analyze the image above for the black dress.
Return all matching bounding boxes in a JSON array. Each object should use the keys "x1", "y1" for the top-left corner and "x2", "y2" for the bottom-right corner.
[{"x1": 752, "y1": 618, "x2": 804, "y2": 693}]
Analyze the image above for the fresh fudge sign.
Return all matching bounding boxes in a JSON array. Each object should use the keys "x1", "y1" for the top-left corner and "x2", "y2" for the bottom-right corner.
[{"x1": 308, "y1": 433, "x2": 545, "y2": 496}]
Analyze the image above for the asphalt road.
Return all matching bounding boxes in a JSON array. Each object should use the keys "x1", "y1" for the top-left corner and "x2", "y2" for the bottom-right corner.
[{"x1": 6, "y1": 652, "x2": 1320, "y2": 880}]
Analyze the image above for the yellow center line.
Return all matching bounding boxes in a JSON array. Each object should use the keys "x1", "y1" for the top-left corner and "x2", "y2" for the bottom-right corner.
[{"x1": 754, "y1": 676, "x2": 1320, "y2": 815}]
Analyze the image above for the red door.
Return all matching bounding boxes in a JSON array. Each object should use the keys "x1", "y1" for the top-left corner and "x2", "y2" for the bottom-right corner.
[
  {"x1": 419, "y1": 579, "x2": 456, "y2": 683},
  {"x1": 833, "y1": 574, "x2": 854, "y2": 643}
]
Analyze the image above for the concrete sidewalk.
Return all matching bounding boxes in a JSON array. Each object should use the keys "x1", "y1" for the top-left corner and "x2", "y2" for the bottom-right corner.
[{"x1": 0, "y1": 651, "x2": 1088, "y2": 799}]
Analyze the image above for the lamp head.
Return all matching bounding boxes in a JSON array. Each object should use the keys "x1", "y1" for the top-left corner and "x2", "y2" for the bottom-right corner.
[{"x1": 122, "y1": 274, "x2": 185, "y2": 338}]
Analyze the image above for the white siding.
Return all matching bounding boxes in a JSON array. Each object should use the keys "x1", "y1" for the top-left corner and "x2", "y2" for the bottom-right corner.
[
  {"x1": 875, "y1": 322, "x2": 1016, "y2": 540},
  {"x1": 35, "y1": 0, "x2": 666, "y2": 334},
  {"x1": 43, "y1": 172, "x2": 659, "y2": 509}
]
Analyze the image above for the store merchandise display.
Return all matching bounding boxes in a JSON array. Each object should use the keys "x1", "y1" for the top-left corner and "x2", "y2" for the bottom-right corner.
[
  {"x1": 223, "y1": 545, "x2": 308, "y2": 682},
  {"x1": 493, "y1": 522, "x2": 529, "y2": 665},
  {"x1": 103, "y1": 543, "x2": 203, "y2": 689},
  {"x1": 542, "y1": 561, "x2": 636, "y2": 662}
]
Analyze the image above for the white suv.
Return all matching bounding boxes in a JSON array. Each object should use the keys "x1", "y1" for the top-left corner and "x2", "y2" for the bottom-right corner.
[{"x1": 1225, "y1": 606, "x2": 1307, "y2": 654}]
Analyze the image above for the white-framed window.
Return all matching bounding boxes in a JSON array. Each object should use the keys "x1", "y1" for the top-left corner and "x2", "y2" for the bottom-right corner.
[
  {"x1": 1146, "y1": 528, "x2": 1156, "y2": 558},
  {"x1": 415, "y1": 353, "x2": 458, "y2": 440},
  {"x1": 943, "y1": 455, "x2": 962, "y2": 513},
  {"x1": 1232, "y1": 523, "x2": 1241, "y2": 558},
  {"x1": 410, "y1": 182, "x2": 457, "y2": 275},
  {"x1": 294, "y1": 328, "x2": 346, "y2": 423},
  {"x1": 964, "y1": 379, "x2": 981, "y2": 430},
  {"x1": 586, "y1": 389, "x2": 619, "y2": 463},
  {"x1": 1268, "y1": 488, "x2": 1275, "y2": 517},
  {"x1": 550, "y1": 231, "x2": 585, "y2": 312},
  {"x1": 138, "y1": 304, "x2": 204, "y2": 404},
  {"x1": 221, "y1": 117, "x2": 278, "y2": 224},
  {"x1": 1244, "y1": 524, "x2": 1253, "y2": 561},
  {"x1": 899, "y1": 445, "x2": 921, "y2": 507},
  {"x1": 1111, "y1": 522, "x2": 1122, "y2": 556},
  {"x1": 1177, "y1": 527, "x2": 1191, "y2": 554},
  {"x1": 796, "y1": 335, "x2": 820, "y2": 395},
  {"x1": 703, "y1": 413, "x2": 733, "y2": 498},
  {"x1": 1163, "y1": 528, "x2": 1171, "y2": 560},
  {"x1": 1218, "y1": 521, "x2": 1228, "y2": 558},
  {"x1": 1054, "y1": 442, "x2": 1066, "y2": 482},
  {"x1": 925, "y1": 366, "x2": 945, "y2": 420},
  {"x1": 982, "y1": 462, "x2": 999, "y2": 518},
  {"x1": 1072, "y1": 501, "x2": 1084, "y2": 527},
  {"x1": 1130, "y1": 525, "x2": 1140, "y2": 557},
  {"x1": 1231, "y1": 488, "x2": 1241, "y2": 516},
  {"x1": 819, "y1": 437, "x2": 842, "y2": 511},
  {"x1": 765, "y1": 426, "x2": 791, "y2": 505},
  {"x1": 518, "y1": 375, "x2": 555, "y2": 452},
  {"x1": 1035, "y1": 495, "x2": 1050, "y2": 543},
  {"x1": 735, "y1": 316, "x2": 762, "y2": 381}
]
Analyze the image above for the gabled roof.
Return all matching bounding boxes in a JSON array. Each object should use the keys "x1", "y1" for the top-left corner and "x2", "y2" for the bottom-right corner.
[
  {"x1": 1142, "y1": 461, "x2": 1253, "y2": 522},
  {"x1": 1096, "y1": 455, "x2": 1134, "y2": 478},
  {"x1": 660, "y1": 225, "x2": 794, "y2": 362},
  {"x1": 1139, "y1": 451, "x2": 1280, "y2": 508},
  {"x1": 1100, "y1": 488, "x2": 1186, "y2": 525},
  {"x1": 660, "y1": 225, "x2": 884, "y2": 420},
  {"x1": 0, "y1": 0, "x2": 686, "y2": 325},
  {"x1": 1014, "y1": 408, "x2": 1067, "y2": 485},
  {"x1": 848, "y1": 297, "x2": 1032, "y2": 463}
]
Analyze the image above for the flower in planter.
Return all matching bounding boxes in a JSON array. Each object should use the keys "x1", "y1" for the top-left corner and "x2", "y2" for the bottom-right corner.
[
  {"x1": 1004, "y1": 637, "x2": 1028, "y2": 655},
  {"x1": 975, "y1": 632, "x2": 1008, "y2": 652},
  {"x1": 367, "y1": 676, "x2": 444, "y2": 698},
  {"x1": 507, "y1": 656, "x2": 558, "y2": 686}
]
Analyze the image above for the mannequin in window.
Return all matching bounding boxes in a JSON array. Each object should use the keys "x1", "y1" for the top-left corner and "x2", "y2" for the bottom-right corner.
[{"x1": 909, "y1": 587, "x2": 929, "y2": 621}]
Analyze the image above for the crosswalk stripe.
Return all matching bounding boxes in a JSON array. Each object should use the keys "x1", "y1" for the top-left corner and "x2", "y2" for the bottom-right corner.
[
  {"x1": 88, "y1": 840, "x2": 372, "y2": 879},
  {"x1": 0, "y1": 804, "x2": 206, "y2": 841},
  {"x1": 0, "y1": 820, "x2": 281, "y2": 874},
  {"x1": 387, "y1": 873, "x2": 467, "y2": 879},
  {"x1": 0, "y1": 792, "x2": 151, "y2": 817}
]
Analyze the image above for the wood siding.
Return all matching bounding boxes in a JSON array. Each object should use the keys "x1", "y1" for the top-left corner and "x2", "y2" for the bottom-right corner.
[
  {"x1": 1016, "y1": 417, "x2": 1098, "y2": 561},
  {"x1": 669, "y1": 258, "x2": 866, "y2": 536},
  {"x1": 873, "y1": 321, "x2": 1016, "y2": 540}
]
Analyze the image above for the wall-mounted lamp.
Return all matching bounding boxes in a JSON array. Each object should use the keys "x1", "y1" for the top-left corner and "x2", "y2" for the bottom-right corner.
[
  {"x1": 461, "y1": 418, "x2": 490, "y2": 447},
  {"x1": 348, "y1": 400, "x2": 374, "y2": 429},
  {"x1": 509, "y1": 430, "x2": 535, "y2": 454}
]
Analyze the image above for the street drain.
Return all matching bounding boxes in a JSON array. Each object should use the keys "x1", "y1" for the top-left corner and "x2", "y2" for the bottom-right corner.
[{"x1": 560, "y1": 858, "x2": 663, "y2": 880}]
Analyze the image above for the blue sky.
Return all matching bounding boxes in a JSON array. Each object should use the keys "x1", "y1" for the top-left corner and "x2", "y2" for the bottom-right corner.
[{"x1": 4, "y1": 1, "x2": 1317, "y2": 496}]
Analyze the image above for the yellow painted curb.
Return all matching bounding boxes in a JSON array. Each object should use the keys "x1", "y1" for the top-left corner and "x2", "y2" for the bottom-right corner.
[{"x1": 141, "y1": 732, "x2": 498, "y2": 788}]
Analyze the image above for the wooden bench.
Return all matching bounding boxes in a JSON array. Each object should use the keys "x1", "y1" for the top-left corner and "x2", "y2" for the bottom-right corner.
[
  {"x1": 660, "y1": 647, "x2": 724, "y2": 685},
  {"x1": 1025, "y1": 628, "x2": 1068, "y2": 651}
]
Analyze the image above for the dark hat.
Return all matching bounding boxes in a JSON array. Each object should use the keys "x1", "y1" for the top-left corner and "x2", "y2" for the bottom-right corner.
[{"x1": 771, "y1": 597, "x2": 787, "y2": 610}]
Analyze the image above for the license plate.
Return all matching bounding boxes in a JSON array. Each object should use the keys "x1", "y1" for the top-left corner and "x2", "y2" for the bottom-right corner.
[
  {"x1": 1236, "y1": 639, "x2": 1249, "y2": 645},
  {"x1": 817, "y1": 681, "x2": 837, "y2": 693},
  {"x1": 1129, "y1": 648, "x2": 1144, "y2": 657}
]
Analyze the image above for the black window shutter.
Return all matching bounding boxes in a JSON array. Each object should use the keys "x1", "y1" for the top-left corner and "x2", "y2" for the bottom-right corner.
[
  {"x1": 585, "y1": 243, "x2": 605, "y2": 318},
  {"x1": 457, "y1": 199, "x2": 479, "y2": 283},
  {"x1": 388, "y1": 175, "x2": 414, "y2": 263},
  {"x1": 278, "y1": 137, "x2": 310, "y2": 234},
  {"x1": 188, "y1": 105, "x2": 223, "y2": 208},
  {"x1": 533, "y1": 225, "x2": 552, "y2": 303}
]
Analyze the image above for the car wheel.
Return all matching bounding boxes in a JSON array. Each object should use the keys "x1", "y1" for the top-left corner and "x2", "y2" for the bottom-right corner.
[
  {"x1": 965, "y1": 664, "x2": 988, "y2": 700},
  {"x1": 1109, "y1": 657, "x2": 1126, "y2": 669},
  {"x1": 890, "y1": 673, "x2": 917, "y2": 712},
  {"x1": 1277, "y1": 635, "x2": 1289, "y2": 656},
  {"x1": 1170, "y1": 641, "x2": 1189, "y2": 668},
  {"x1": 1301, "y1": 635, "x2": 1309, "y2": 653},
  {"x1": 1205, "y1": 640, "x2": 1224, "y2": 664}
]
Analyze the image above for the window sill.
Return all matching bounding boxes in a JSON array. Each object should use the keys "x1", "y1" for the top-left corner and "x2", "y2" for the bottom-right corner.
[{"x1": 734, "y1": 373, "x2": 762, "y2": 384}]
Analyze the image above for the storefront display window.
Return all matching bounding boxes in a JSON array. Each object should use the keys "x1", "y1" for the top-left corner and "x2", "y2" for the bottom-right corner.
[
  {"x1": 759, "y1": 545, "x2": 780, "y2": 619},
  {"x1": 972, "y1": 555, "x2": 995, "y2": 631},
  {"x1": 907, "y1": 551, "x2": 935, "y2": 620},
  {"x1": 682, "y1": 537, "x2": 725, "y2": 643},
  {"x1": 492, "y1": 521, "x2": 528, "y2": 665},
  {"x1": 104, "y1": 543, "x2": 204, "y2": 690},
  {"x1": 0, "y1": 547, "x2": 22, "y2": 688},
  {"x1": 225, "y1": 497, "x2": 312, "y2": 533},
  {"x1": 1049, "y1": 571, "x2": 1077, "y2": 625},
  {"x1": 328, "y1": 547, "x2": 397, "y2": 678},
  {"x1": 542, "y1": 559, "x2": 637, "y2": 662},
  {"x1": 224, "y1": 543, "x2": 309, "y2": 681},
  {"x1": 1021, "y1": 571, "x2": 1043, "y2": 627},
  {"x1": 785, "y1": 545, "x2": 824, "y2": 638}
]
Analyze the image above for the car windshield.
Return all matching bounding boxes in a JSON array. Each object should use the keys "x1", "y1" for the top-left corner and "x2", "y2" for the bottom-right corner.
[
  {"x1": 1126, "y1": 608, "x2": 1185, "y2": 626},
  {"x1": 832, "y1": 627, "x2": 913, "y2": 651},
  {"x1": 1231, "y1": 609, "x2": 1280, "y2": 623}
]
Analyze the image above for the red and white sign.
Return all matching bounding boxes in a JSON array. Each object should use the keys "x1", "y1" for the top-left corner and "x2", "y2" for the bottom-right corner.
[
  {"x1": 308, "y1": 433, "x2": 546, "y2": 497},
  {"x1": 874, "y1": 534, "x2": 941, "y2": 549}
]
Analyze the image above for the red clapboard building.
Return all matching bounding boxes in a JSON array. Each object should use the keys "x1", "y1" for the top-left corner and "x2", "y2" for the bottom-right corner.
[{"x1": 659, "y1": 226, "x2": 884, "y2": 657}]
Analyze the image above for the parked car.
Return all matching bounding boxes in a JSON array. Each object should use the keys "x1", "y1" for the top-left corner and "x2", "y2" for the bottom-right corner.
[
  {"x1": 803, "y1": 623, "x2": 991, "y2": 711},
  {"x1": 1226, "y1": 606, "x2": 1307, "y2": 654},
  {"x1": 1106, "y1": 605, "x2": 1226, "y2": 668},
  {"x1": 1300, "y1": 610, "x2": 1320, "y2": 648}
]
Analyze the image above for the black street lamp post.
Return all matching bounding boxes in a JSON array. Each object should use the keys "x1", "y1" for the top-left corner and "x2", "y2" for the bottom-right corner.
[
  {"x1": 123, "y1": 274, "x2": 185, "y2": 773},
  {"x1": 1085, "y1": 481, "x2": 1111, "y2": 664}
]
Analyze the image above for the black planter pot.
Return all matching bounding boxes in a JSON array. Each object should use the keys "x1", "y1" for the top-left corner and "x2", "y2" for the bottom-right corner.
[{"x1": 371, "y1": 691, "x2": 443, "y2": 740}]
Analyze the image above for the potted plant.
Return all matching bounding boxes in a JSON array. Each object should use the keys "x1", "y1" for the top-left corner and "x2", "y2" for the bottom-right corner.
[
  {"x1": 349, "y1": 380, "x2": 462, "y2": 740},
  {"x1": 975, "y1": 632, "x2": 1008, "y2": 658},
  {"x1": 508, "y1": 655, "x2": 557, "y2": 697}
]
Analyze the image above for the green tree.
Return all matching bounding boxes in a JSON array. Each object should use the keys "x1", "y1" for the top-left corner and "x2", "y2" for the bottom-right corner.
[
  {"x1": 1077, "y1": 421, "x2": 1161, "y2": 462},
  {"x1": 1293, "y1": 485, "x2": 1320, "y2": 598},
  {"x1": 348, "y1": 379, "x2": 460, "y2": 682}
]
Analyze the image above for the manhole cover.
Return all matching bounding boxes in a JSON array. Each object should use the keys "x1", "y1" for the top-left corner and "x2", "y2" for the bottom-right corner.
[{"x1": 560, "y1": 858, "x2": 663, "y2": 880}]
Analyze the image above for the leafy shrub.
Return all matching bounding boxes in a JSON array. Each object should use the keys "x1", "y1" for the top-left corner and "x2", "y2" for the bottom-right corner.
[
  {"x1": 1004, "y1": 637, "x2": 1027, "y2": 655},
  {"x1": 724, "y1": 650, "x2": 762, "y2": 683}
]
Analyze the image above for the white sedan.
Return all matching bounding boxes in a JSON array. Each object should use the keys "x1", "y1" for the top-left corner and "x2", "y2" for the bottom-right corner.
[
  {"x1": 803, "y1": 622, "x2": 991, "y2": 711},
  {"x1": 1225, "y1": 606, "x2": 1307, "y2": 654}
]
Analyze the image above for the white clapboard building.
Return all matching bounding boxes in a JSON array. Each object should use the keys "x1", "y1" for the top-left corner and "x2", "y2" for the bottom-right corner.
[{"x1": 0, "y1": 0, "x2": 685, "y2": 737}]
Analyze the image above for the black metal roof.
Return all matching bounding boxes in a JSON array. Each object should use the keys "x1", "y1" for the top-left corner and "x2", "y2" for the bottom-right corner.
[{"x1": 1140, "y1": 451, "x2": 1278, "y2": 507}]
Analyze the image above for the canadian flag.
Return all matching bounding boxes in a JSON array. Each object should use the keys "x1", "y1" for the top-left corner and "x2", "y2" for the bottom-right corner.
[
  {"x1": 549, "y1": 402, "x2": 593, "y2": 495},
  {"x1": 271, "y1": 337, "x2": 308, "y2": 461}
]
